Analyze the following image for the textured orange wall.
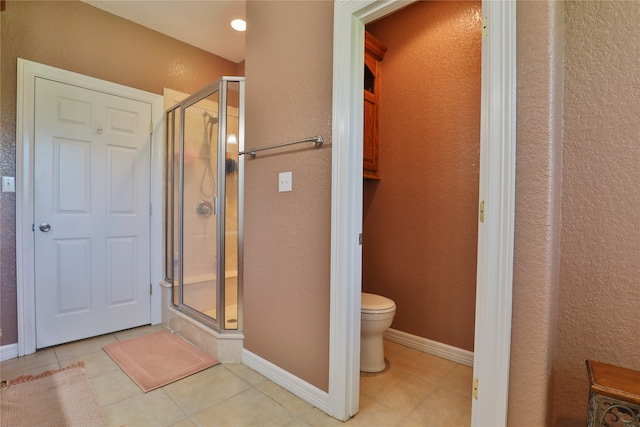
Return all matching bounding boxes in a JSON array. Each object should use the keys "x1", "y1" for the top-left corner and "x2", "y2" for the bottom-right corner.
[
  {"x1": 3, "y1": 3, "x2": 637, "y2": 423},
  {"x1": 0, "y1": 0, "x2": 239, "y2": 345},
  {"x1": 363, "y1": 1, "x2": 481, "y2": 352},
  {"x1": 243, "y1": 1, "x2": 333, "y2": 391},
  {"x1": 511, "y1": 2, "x2": 640, "y2": 425},
  {"x1": 552, "y1": 2, "x2": 640, "y2": 425},
  {"x1": 509, "y1": 1, "x2": 564, "y2": 425}
]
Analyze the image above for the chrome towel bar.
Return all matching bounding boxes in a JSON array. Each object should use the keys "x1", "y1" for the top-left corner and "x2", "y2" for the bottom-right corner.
[{"x1": 239, "y1": 135, "x2": 324, "y2": 159}]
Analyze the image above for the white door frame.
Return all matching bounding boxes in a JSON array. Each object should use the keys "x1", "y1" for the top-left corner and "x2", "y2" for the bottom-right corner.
[
  {"x1": 15, "y1": 59, "x2": 164, "y2": 356},
  {"x1": 328, "y1": 1, "x2": 516, "y2": 425}
]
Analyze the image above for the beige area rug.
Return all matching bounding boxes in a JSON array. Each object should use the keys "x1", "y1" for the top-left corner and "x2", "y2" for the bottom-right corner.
[
  {"x1": 103, "y1": 330, "x2": 219, "y2": 393},
  {"x1": 0, "y1": 362, "x2": 106, "y2": 427}
]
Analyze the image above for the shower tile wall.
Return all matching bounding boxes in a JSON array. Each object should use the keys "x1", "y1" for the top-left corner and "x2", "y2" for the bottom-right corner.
[{"x1": 182, "y1": 100, "x2": 218, "y2": 283}]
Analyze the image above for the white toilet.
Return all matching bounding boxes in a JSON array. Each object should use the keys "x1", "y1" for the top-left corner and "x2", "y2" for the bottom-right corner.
[{"x1": 360, "y1": 292, "x2": 396, "y2": 373}]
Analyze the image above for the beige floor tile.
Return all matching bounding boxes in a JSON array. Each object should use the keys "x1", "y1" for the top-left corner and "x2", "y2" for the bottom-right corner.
[
  {"x1": 360, "y1": 368, "x2": 437, "y2": 415},
  {"x1": 90, "y1": 369, "x2": 142, "y2": 406},
  {"x1": 395, "y1": 417, "x2": 427, "y2": 427},
  {"x1": 439, "y1": 364, "x2": 473, "y2": 397},
  {"x1": 2, "y1": 327, "x2": 469, "y2": 426},
  {"x1": 0, "y1": 348, "x2": 59, "y2": 380},
  {"x1": 255, "y1": 380, "x2": 314, "y2": 416},
  {"x1": 341, "y1": 394, "x2": 405, "y2": 426},
  {"x1": 102, "y1": 388, "x2": 187, "y2": 427},
  {"x1": 383, "y1": 339, "x2": 406, "y2": 357},
  {"x1": 53, "y1": 334, "x2": 119, "y2": 361},
  {"x1": 224, "y1": 362, "x2": 268, "y2": 386},
  {"x1": 190, "y1": 388, "x2": 296, "y2": 427},
  {"x1": 113, "y1": 324, "x2": 168, "y2": 341},
  {"x1": 284, "y1": 417, "x2": 313, "y2": 427},
  {"x1": 298, "y1": 407, "x2": 346, "y2": 427},
  {"x1": 169, "y1": 417, "x2": 199, "y2": 427},
  {"x1": 387, "y1": 348, "x2": 457, "y2": 384},
  {"x1": 408, "y1": 386, "x2": 471, "y2": 427},
  {"x1": 163, "y1": 365, "x2": 252, "y2": 415},
  {"x1": 61, "y1": 350, "x2": 120, "y2": 378},
  {"x1": 300, "y1": 396, "x2": 400, "y2": 427}
]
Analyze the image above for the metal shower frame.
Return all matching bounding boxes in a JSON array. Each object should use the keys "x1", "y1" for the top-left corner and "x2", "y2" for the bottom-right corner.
[{"x1": 165, "y1": 76, "x2": 245, "y2": 333}]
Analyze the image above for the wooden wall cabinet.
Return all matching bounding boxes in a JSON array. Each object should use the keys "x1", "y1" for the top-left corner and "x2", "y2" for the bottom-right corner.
[{"x1": 363, "y1": 32, "x2": 387, "y2": 180}]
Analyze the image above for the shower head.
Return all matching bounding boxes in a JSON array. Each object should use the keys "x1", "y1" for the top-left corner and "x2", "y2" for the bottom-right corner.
[
  {"x1": 200, "y1": 112, "x2": 217, "y2": 159},
  {"x1": 203, "y1": 111, "x2": 219, "y2": 125}
]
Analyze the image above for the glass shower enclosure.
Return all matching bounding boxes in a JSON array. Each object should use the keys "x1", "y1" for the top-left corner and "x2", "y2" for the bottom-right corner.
[{"x1": 165, "y1": 77, "x2": 244, "y2": 332}]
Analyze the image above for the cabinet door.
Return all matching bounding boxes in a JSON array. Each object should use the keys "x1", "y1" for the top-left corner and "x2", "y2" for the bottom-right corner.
[
  {"x1": 363, "y1": 89, "x2": 379, "y2": 179},
  {"x1": 363, "y1": 32, "x2": 386, "y2": 180}
]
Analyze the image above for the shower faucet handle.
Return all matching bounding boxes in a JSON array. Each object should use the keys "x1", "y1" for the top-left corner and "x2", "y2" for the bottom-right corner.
[{"x1": 196, "y1": 200, "x2": 214, "y2": 216}]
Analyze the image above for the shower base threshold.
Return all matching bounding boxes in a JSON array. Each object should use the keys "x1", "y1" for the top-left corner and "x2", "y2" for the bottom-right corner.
[{"x1": 160, "y1": 283, "x2": 243, "y2": 362}]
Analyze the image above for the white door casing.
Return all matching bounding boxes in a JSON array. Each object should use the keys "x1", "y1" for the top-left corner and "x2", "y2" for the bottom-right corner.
[
  {"x1": 17, "y1": 59, "x2": 164, "y2": 356},
  {"x1": 470, "y1": 1, "x2": 516, "y2": 424},
  {"x1": 34, "y1": 78, "x2": 152, "y2": 348},
  {"x1": 329, "y1": 1, "x2": 516, "y2": 425}
]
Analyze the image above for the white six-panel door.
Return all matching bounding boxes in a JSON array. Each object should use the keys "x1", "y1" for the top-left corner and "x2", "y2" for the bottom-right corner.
[{"x1": 34, "y1": 77, "x2": 152, "y2": 348}]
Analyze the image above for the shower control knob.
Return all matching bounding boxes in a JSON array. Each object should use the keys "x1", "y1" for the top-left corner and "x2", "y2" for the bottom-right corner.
[{"x1": 196, "y1": 200, "x2": 214, "y2": 217}]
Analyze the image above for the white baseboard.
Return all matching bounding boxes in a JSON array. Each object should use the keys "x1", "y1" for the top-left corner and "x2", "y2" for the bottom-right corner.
[
  {"x1": 384, "y1": 328, "x2": 474, "y2": 367},
  {"x1": 241, "y1": 349, "x2": 329, "y2": 413},
  {"x1": 0, "y1": 343, "x2": 19, "y2": 362}
]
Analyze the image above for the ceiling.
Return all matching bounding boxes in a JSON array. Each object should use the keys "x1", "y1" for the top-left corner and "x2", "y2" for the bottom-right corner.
[{"x1": 83, "y1": 0, "x2": 246, "y2": 63}]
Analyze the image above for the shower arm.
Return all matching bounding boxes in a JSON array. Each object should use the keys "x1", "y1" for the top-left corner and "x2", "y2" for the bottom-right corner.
[{"x1": 239, "y1": 135, "x2": 324, "y2": 159}]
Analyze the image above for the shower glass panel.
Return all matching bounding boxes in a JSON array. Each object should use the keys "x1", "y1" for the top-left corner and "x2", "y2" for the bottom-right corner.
[{"x1": 165, "y1": 77, "x2": 244, "y2": 332}]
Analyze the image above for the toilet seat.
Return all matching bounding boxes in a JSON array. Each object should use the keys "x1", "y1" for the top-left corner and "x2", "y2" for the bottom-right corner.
[
  {"x1": 360, "y1": 292, "x2": 396, "y2": 373},
  {"x1": 361, "y1": 292, "x2": 396, "y2": 314}
]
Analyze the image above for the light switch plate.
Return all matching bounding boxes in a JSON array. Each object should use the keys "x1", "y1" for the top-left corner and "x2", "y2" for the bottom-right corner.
[
  {"x1": 279, "y1": 172, "x2": 292, "y2": 192},
  {"x1": 2, "y1": 176, "x2": 15, "y2": 193}
]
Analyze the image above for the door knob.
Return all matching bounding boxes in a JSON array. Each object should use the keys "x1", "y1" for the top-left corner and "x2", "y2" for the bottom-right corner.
[{"x1": 39, "y1": 223, "x2": 51, "y2": 232}]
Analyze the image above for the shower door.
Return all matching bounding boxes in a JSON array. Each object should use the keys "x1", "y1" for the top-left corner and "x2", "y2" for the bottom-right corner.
[{"x1": 165, "y1": 77, "x2": 244, "y2": 331}]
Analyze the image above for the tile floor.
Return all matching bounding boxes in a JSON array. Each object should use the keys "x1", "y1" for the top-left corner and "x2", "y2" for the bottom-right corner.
[{"x1": 0, "y1": 325, "x2": 472, "y2": 426}]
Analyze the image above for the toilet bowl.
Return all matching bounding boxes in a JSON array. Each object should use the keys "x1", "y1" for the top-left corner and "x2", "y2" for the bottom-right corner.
[{"x1": 361, "y1": 292, "x2": 396, "y2": 373}]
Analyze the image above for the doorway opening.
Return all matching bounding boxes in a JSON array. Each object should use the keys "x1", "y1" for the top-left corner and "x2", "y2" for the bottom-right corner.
[
  {"x1": 328, "y1": 1, "x2": 516, "y2": 425},
  {"x1": 361, "y1": 0, "x2": 480, "y2": 362},
  {"x1": 359, "y1": 2, "x2": 481, "y2": 421}
]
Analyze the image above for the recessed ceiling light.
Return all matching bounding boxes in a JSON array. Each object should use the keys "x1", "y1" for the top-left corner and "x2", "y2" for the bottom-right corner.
[{"x1": 231, "y1": 19, "x2": 246, "y2": 32}]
